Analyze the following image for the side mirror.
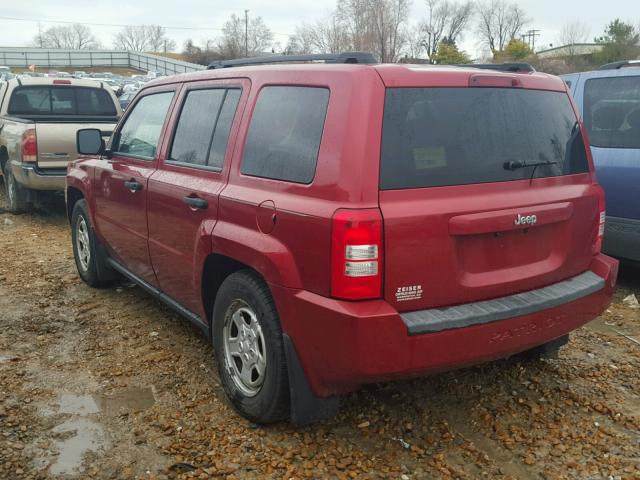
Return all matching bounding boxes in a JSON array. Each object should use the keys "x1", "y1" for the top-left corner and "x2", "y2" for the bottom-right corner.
[{"x1": 77, "y1": 128, "x2": 104, "y2": 156}]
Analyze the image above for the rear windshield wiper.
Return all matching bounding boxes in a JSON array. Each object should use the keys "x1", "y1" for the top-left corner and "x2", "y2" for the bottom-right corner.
[
  {"x1": 503, "y1": 160, "x2": 558, "y2": 171},
  {"x1": 504, "y1": 159, "x2": 559, "y2": 185}
]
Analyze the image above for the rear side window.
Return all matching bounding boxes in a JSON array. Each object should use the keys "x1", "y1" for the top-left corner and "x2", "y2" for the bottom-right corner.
[
  {"x1": 8, "y1": 86, "x2": 117, "y2": 116},
  {"x1": 584, "y1": 76, "x2": 640, "y2": 149},
  {"x1": 115, "y1": 92, "x2": 174, "y2": 159},
  {"x1": 380, "y1": 88, "x2": 589, "y2": 190},
  {"x1": 169, "y1": 88, "x2": 241, "y2": 169},
  {"x1": 241, "y1": 86, "x2": 329, "y2": 184}
]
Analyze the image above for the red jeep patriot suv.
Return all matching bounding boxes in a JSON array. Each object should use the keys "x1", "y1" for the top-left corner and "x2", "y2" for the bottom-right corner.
[{"x1": 67, "y1": 53, "x2": 618, "y2": 425}]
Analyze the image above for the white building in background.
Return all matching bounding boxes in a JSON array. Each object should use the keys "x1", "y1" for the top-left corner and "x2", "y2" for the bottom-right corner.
[{"x1": 537, "y1": 43, "x2": 603, "y2": 59}]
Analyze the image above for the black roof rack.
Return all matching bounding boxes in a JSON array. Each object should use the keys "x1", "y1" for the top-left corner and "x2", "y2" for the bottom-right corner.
[
  {"x1": 454, "y1": 63, "x2": 535, "y2": 73},
  {"x1": 597, "y1": 60, "x2": 640, "y2": 70},
  {"x1": 207, "y1": 52, "x2": 377, "y2": 70}
]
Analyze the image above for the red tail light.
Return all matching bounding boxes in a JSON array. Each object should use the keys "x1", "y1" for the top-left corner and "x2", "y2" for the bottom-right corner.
[
  {"x1": 53, "y1": 79, "x2": 72, "y2": 84},
  {"x1": 593, "y1": 187, "x2": 606, "y2": 254},
  {"x1": 21, "y1": 129, "x2": 37, "y2": 163},
  {"x1": 331, "y1": 208, "x2": 383, "y2": 300}
]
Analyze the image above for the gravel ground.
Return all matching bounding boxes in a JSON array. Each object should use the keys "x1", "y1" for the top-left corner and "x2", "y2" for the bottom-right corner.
[{"x1": 0, "y1": 189, "x2": 639, "y2": 480}]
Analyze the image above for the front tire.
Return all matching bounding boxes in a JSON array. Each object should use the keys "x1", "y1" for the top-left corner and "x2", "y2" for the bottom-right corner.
[
  {"x1": 213, "y1": 271, "x2": 290, "y2": 423},
  {"x1": 3, "y1": 162, "x2": 31, "y2": 214},
  {"x1": 71, "y1": 199, "x2": 115, "y2": 287}
]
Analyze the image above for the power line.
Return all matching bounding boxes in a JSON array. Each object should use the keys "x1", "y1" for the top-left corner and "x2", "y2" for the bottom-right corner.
[{"x1": 0, "y1": 15, "x2": 293, "y2": 37}]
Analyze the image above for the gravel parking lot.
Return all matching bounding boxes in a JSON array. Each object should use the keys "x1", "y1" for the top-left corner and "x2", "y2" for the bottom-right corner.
[{"x1": 1, "y1": 190, "x2": 639, "y2": 480}]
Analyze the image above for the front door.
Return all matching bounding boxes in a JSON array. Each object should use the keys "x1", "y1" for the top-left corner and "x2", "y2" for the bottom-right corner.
[
  {"x1": 147, "y1": 80, "x2": 247, "y2": 318},
  {"x1": 93, "y1": 88, "x2": 177, "y2": 286}
]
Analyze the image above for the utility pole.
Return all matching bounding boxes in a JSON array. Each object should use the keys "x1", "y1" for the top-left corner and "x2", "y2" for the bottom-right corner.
[
  {"x1": 244, "y1": 10, "x2": 249, "y2": 57},
  {"x1": 523, "y1": 29, "x2": 541, "y2": 52}
]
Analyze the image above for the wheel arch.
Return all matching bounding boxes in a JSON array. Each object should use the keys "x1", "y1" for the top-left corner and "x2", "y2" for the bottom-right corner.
[
  {"x1": 66, "y1": 186, "x2": 85, "y2": 222},
  {"x1": 201, "y1": 254, "x2": 262, "y2": 334}
]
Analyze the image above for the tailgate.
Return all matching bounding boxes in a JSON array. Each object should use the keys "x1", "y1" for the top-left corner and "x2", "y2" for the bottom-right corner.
[
  {"x1": 381, "y1": 179, "x2": 600, "y2": 311},
  {"x1": 35, "y1": 122, "x2": 115, "y2": 169},
  {"x1": 378, "y1": 85, "x2": 599, "y2": 312}
]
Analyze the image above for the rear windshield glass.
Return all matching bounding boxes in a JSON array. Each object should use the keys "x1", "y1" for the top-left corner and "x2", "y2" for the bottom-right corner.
[
  {"x1": 380, "y1": 88, "x2": 588, "y2": 190},
  {"x1": 8, "y1": 86, "x2": 117, "y2": 116},
  {"x1": 584, "y1": 76, "x2": 640, "y2": 149}
]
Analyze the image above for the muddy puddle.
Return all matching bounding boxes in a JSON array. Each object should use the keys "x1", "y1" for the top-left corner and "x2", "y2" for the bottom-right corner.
[{"x1": 35, "y1": 387, "x2": 156, "y2": 475}]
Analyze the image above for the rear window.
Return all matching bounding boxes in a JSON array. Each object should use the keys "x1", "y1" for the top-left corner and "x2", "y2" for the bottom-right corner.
[
  {"x1": 380, "y1": 88, "x2": 589, "y2": 190},
  {"x1": 241, "y1": 86, "x2": 329, "y2": 184},
  {"x1": 8, "y1": 86, "x2": 117, "y2": 116},
  {"x1": 584, "y1": 76, "x2": 640, "y2": 149}
]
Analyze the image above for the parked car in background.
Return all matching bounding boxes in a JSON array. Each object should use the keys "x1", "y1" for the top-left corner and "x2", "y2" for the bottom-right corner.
[
  {"x1": 0, "y1": 66, "x2": 11, "y2": 76},
  {"x1": 118, "y1": 91, "x2": 136, "y2": 110},
  {"x1": 68, "y1": 54, "x2": 617, "y2": 425},
  {"x1": 0, "y1": 77, "x2": 121, "y2": 213},
  {"x1": 563, "y1": 61, "x2": 640, "y2": 263},
  {"x1": 73, "y1": 71, "x2": 88, "y2": 78}
]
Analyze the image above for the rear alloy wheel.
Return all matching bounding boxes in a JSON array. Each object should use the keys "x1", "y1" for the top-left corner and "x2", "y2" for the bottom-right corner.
[
  {"x1": 3, "y1": 162, "x2": 31, "y2": 214},
  {"x1": 213, "y1": 271, "x2": 289, "y2": 423},
  {"x1": 223, "y1": 301, "x2": 267, "y2": 397}
]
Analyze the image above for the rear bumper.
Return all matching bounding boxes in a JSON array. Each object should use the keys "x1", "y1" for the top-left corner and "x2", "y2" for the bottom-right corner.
[
  {"x1": 9, "y1": 160, "x2": 66, "y2": 191},
  {"x1": 272, "y1": 254, "x2": 618, "y2": 397},
  {"x1": 603, "y1": 216, "x2": 640, "y2": 262}
]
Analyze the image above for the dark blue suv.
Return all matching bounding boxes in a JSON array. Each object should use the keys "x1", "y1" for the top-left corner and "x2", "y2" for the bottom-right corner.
[{"x1": 563, "y1": 61, "x2": 640, "y2": 263}]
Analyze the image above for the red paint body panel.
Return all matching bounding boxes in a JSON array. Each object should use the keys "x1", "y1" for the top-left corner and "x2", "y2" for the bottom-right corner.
[{"x1": 66, "y1": 63, "x2": 618, "y2": 400}]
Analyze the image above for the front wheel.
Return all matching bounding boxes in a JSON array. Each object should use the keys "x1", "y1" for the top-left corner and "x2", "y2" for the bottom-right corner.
[
  {"x1": 212, "y1": 271, "x2": 290, "y2": 423},
  {"x1": 71, "y1": 199, "x2": 115, "y2": 287}
]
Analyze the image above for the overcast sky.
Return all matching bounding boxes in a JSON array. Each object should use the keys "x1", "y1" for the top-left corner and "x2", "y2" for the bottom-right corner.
[{"x1": 0, "y1": 0, "x2": 637, "y2": 58}]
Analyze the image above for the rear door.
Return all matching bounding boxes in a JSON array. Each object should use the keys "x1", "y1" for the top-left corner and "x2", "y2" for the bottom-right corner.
[
  {"x1": 147, "y1": 79, "x2": 247, "y2": 317},
  {"x1": 93, "y1": 87, "x2": 176, "y2": 286},
  {"x1": 378, "y1": 85, "x2": 601, "y2": 312}
]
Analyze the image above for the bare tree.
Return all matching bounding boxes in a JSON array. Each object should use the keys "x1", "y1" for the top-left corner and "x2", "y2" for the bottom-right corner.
[
  {"x1": 368, "y1": 0, "x2": 411, "y2": 62},
  {"x1": 145, "y1": 25, "x2": 177, "y2": 52},
  {"x1": 33, "y1": 24, "x2": 99, "y2": 49},
  {"x1": 336, "y1": 0, "x2": 375, "y2": 52},
  {"x1": 295, "y1": 16, "x2": 351, "y2": 53},
  {"x1": 558, "y1": 21, "x2": 590, "y2": 57},
  {"x1": 421, "y1": 0, "x2": 474, "y2": 62},
  {"x1": 218, "y1": 14, "x2": 273, "y2": 58},
  {"x1": 113, "y1": 26, "x2": 149, "y2": 51},
  {"x1": 475, "y1": 0, "x2": 528, "y2": 52},
  {"x1": 114, "y1": 25, "x2": 176, "y2": 52}
]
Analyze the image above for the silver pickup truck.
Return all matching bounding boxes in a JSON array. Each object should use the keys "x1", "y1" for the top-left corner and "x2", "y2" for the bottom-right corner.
[{"x1": 0, "y1": 77, "x2": 121, "y2": 213}]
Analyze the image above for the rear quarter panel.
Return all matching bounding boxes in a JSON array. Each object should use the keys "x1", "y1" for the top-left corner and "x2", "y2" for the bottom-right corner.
[{"x1": 215, "y1": 67, "x2": 386, "y2": 299}]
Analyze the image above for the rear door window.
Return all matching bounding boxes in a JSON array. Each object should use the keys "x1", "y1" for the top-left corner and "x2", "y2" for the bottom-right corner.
[
  {"x1": 241, "y1": 86, "x2": 329, "y2": 184},
  {"x1": 169, "y1": 88, "x2": 241, "y2": 169},
  {"x1": 584, "y1": 76, "x2": 640, "y2": 149},
  {"x1": 380, "y1": 88, "x2": 589, "y2": 190},
  {"x1": 8, "y1": 86, "x2": 117, "y2": 116},
  {"x1": 114, "y1": 92, "x2": 174, "y2": 160}
]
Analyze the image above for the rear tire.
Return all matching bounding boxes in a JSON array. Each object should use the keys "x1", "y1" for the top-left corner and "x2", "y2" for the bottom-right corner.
[
  {"x1": 212, "y1": 270, "x2": 290, "y2": 424},
  {"x1": 3, "y1": 162, "x2": 31, "y2": 214},
  {"x1": 71, "y1": 199, "x2": 115, "y2": 287}
]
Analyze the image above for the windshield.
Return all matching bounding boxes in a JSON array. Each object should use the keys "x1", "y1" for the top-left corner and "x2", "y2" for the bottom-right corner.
[{"x1": 380, "y1": 87, "x2": 589, "y2": 190}]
